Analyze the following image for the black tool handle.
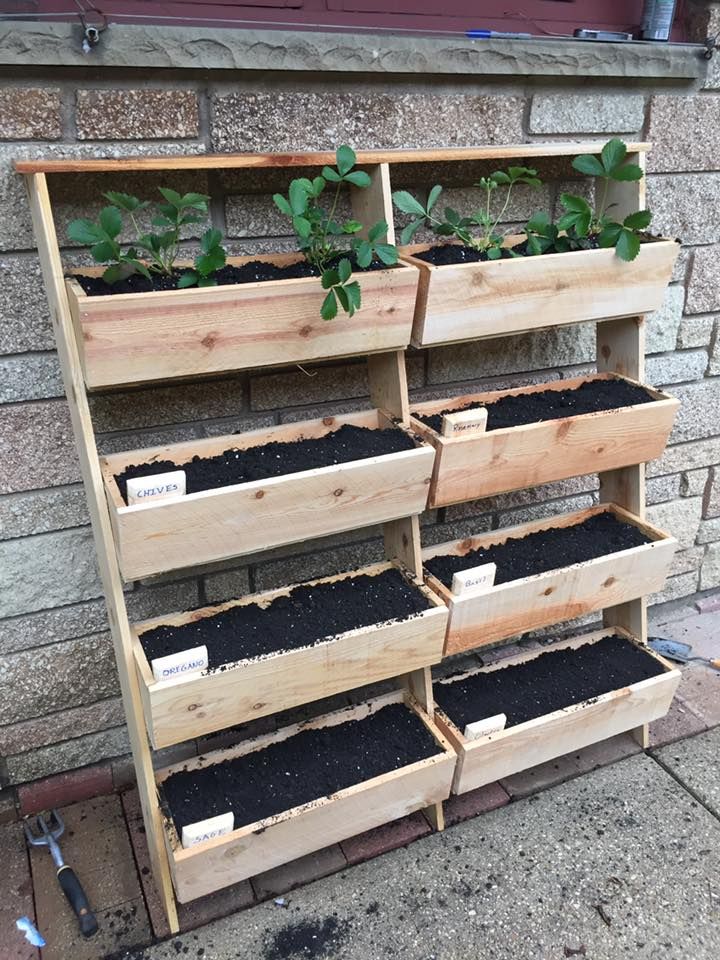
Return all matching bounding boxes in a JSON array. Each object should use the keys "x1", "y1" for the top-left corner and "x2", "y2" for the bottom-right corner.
[{"x1": 57, "y1": 865, "x2": 98, "y2": 938}]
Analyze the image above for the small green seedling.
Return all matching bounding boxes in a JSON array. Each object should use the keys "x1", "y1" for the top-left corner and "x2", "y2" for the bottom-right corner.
[
  {"x1": 393, "y1": 166, "x2": 541, "y2": 259},
  {"x1": 558, "y1": 139, "x2": 651, "y2": 261},
  {"x1": 68, "y1": 189, "x2": 227, "y2": 288},
  {"x1": 273, "y1": 145, "x2": 398, "y2": 320}
]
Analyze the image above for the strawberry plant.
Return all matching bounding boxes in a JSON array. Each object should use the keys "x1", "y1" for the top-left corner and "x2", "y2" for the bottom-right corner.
[
  {"x1": 273, "y1": 145, "x2": 398, "y2": 321},
  {"x1": 68, "y1": 188, "x2": 227, "y2": 287},
  {"x1": 558, "y1": 139, "x2": 651, "y2": 261},
  {"x1": 392, "y1": 166, "x2": 542, "y2": 259}
]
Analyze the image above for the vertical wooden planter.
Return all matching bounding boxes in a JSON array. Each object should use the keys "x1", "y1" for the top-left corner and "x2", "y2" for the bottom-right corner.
[
  {"x1": 400, "y1": 238, "x2": 679, "y2": 347},
  {"x1": 132, "y1": 561, "x2": 448, "y2": 749},
  {"x1": 157, "y1": 691, "x2": 456, "y2": 902},
  {"x1": 101, "y1": 409, "x2": 435, "y2": 580},
  {"x1": 433, "y1": 629, "x2": 681, "y2": 794},
  {"x1": 66, "y1": 255, "x2": 420, "y2": 388},
  {"x1": 410, "y1": 373, "x2": 679, "y2": 507},
  {"x1": 423, "y1": 504, "x2": 677, "y2": 654}
]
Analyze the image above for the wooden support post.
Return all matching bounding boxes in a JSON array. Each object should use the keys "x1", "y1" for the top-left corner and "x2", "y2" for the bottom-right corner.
[
  {"x1": 350, "y1": 161, "x2": 395, "y2": 244},
  {"x1": 596, "y1": 150, "x2": 648, "y2": 676},
  {"x1": 367, "y1": 349, "x2": 410, "y2": 423},
  {"x1": 24, "y1": 173, "x2": 179, "y2": 933}
]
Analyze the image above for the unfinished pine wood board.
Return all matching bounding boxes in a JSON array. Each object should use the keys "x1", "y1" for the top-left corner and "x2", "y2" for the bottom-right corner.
[
  {"x1": 23, "y1": 172, "x2": 180, "y2": 930},
  {"x1": 14, "y1": 142, "x2": 651, "y2": 175},
  {"x1": 101, "y1": 409, "x2": 434, "y2": 580},
  {"x1": 66, "y1": 256, "x2": 418, "y2": 389},
  {"x1": 133, "y1": 561, "x2": 448, "y2": 749},
  {"x1": 400, "y1": 238, "x2": 679, "y2": 347},
  {"x1": 433, "y1": 628, "x2": 680, "y2": 794},
  {"x1": 155, "y1": 691, "x2": 455, "y2": 902},
  {"x1": 422, "y1": 503, "x2": 677, "y2": 655},
  {"x1": 410, "y1": 373, "x2": 679, "y2": 507}
]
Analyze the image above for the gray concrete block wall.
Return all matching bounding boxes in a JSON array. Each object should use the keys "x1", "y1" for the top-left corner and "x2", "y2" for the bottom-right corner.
[{"x1": 1, "y1": 31, "x2": 719, "y2": 790}]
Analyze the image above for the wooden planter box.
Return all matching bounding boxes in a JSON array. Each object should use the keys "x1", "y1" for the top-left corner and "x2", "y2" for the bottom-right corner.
[
  {"x1": 66, "y1": 254, "x2": 420, "y2": 389},
  {"x1": 423, "y1": 504, "x2": 677, "y2": 655},
  {"x1": 133, "y1": 561, "x2": 448, "y2": 749},
  {"x1": 101, "y1": 409, "x2": 435, "y2": 581},
  {"x1": 433, "y1": 628, "x2": 680, "y2": 794},
  {"x1": 157, "y1": 690, "x2": 455, "y2": 902},
  {"x1": 410, "y1": 373, "x2": 679, "y2": 507},
  {"x1": 400, "y1": 238, "x2": 679, "y2": 347}
]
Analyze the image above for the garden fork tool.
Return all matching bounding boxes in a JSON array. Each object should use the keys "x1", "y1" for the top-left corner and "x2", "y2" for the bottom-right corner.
[{"x1": 23, "y1": 810, "x2": 98, "y2": 938}]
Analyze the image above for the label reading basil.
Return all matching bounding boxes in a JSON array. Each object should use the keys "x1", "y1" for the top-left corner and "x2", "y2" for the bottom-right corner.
[
  {"x1": 464, "y1": 713, "x2": 507, "y2": 741},
  {"x1": 451, "y1": 562, "x2": 497, "y2": 596}
]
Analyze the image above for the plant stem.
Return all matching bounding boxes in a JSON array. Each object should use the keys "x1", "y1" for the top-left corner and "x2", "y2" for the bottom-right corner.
[{"x1": 597, "y1": 176, "x2": 611, "y2": 229}]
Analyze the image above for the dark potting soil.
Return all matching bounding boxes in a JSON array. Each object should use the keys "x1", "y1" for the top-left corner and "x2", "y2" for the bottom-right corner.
[
  {"x1": 412, "y1": 244, "x2": 514, "y2": 266},
  {"x1": 434, "y1": 633, "x2": 665, "y2": 731},
  {"x1": 114, "y1": 423, "x2": 416, "y2": 504},
  {"x1": 161, "y1": 701, "x2": 440, "y2": 833},
  {"x1": 74, "y1": 254, "x2": 388, "y2": 296},
  {"x1": 412, "y1": 234, "x2": 659, "y2": 267},
  {"x1": 414, "y1": 377, "x2": 655, "y2": 434},
  {"x1": 424, "y1": 511, "x2": 652, "y2": 589},
  {"x1": 139, "y1": 567, "x2": 432, "y2": 668}
]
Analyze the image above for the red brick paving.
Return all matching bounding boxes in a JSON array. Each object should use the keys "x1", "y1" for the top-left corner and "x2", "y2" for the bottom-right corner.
[{"x1": 17, "y1": 764, "x2": 113, "y2": 817}]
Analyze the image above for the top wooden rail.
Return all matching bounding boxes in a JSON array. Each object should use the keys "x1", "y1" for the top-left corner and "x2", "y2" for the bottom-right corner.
[{"x1": 14, "y1": 142, "x2": 651, "y2": 175}]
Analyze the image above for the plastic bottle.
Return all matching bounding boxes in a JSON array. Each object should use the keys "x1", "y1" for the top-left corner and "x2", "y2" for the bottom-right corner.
[{"x1": 640, "y1": 0, "x2": 677, "y2": 41}]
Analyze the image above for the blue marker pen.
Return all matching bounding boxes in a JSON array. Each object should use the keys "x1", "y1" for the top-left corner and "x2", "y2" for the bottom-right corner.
[{"x1": 467, "y1": 30, "x2": 533, "y2": 39}]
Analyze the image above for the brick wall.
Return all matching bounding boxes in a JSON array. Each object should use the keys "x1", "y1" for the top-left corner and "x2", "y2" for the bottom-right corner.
[{"x1": 1, "y1": 16, "x2": 719, "y2": 802}]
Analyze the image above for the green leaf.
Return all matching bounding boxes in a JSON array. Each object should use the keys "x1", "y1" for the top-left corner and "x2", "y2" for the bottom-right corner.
[
  {"x1": 177, "y1": 271, "x2": 198, "y2": 288},
  {"x1": 336, "y1": 145, "x2": 356, "y2": 176},
  {"x1": 321, "y1": 268, "x2": 339, "y2": 290},
  {"x1": 177, "y1": 192, "x2": 210, "y2": 212},
  {"x1": 489, "y1": 170, "x2": 511, "y2": 185},
  {"x1": 196, "y1": 247, "x2": 226, "y2": 276},
  {"x1": 321, "y1": 289, "x2": 338, "y2": 321},
  {"x1": 355, "y1": 241, "x2": 372, "y2": 269},
  {"x1": 560, "y1": 193, "x2": 592, "y2": 215},
  {"x1": 612, "y1": 163, "x2": 643, "y2": 182},
  {"x1": 273, "y1": 193, "x2": 293, "y2": 216},
  {"x1": 198, "y1": 276, "x2": 217, "y2": 287},
  {"x1": 151, "y1": 215, "x2": 174, "y2": 229},
  {"x1": 289, "y1": 180, "x2": 309, "y2": 216},
  {"x1": 344, "y1": 170, "x2": 371, "y2": 188},
  {"x1": 601, "y1": 138, "x2": 627, "y2": 174},
  {"x1": 99, "y1": 205, "x2": 123, "y2": 238},
  {"x1": 526, "y1": 211, "x2": 551, "y2": 235},
  {"x1": 400, "y1": 219, "x2": 424, "y2": 245},
  {"x1": 103, "y1": 191, "x2": 145, "y2": 212},
  {"x1": 615, "y1": 228, "x2": 640, "y2": 262},
  {"x1": 487, "y1": 247, "x2": 502, "y2": 260},
  {"x1": 335, "y1": 284, "x2": 351, "y2": 314},
  {"x1": 571, "y1": 154, "x2": 605, "y2": 178},
  {"x1": 157, "y1": 186, "x2": 183, "y2": 207},
  {"x1": 90, "y1": 240, "x2": 117, "y2": 262},
  {"x1": 427, "y1": 184, "x2": 442, "y2": 212},
  {"x1": 508, "y1": 166, "x2": 537, "y2": 180},
  {"x1": 598, "y1": 223, "x2": 623, "y2": 248},
  {"x1": 322, "y1": 166, "x2": 342, "y2": 183},
  {"x1": 392, "y1": 190, "x2": 426, "y2": 217},
  {"x1": 526, "y1": 235, "x2": 542, "y2": 256},
  {"x1": 346, "y1": 280, "x2": 361, "y2": 312},
  {"x1": 312, "y1": 176, "x2": 326, "y2": 196},
  {"x1": 375, "y1": 243, "x2": 398, "y2": 265},
  {"x1": 623, "y1": 209, "x2": 652, "y2": 231},
  {"x1": 342, "y1": 220, "x2": 363, "y2": 234},
  {"x1": 102, "y1": 263, "x2": 133, "y2": 285},
  {"x1": 293, "y1": 215, "x2": 312, "y2": 239},
  {"x1": 444, "y1": 207, "x2": 460, "y2": 226},
  {"x1": 337, "y1": 257, "x2": 352, "y2": 283},
  {"x1": 67, "y1": 218, "x2": 103, "y2": 245},
  {"x1": 367, "y1": 220, "x2": 387, "y2": 244},
  {"x1": 201, "y1": 228, "x2": 223, "y2": 252},
  {"x1": 132, "y1": 260, "x2": 152, "y2": 280}
]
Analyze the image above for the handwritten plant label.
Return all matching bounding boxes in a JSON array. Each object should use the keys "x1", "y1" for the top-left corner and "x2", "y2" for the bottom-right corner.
[
  {"x1": 151, "y1": 645, "x2": 208, "y2": 682},
  {"x1": 451, "y1": 562, "x2": 497, "y2": 596},
  {"x1": 181, "y1": 811, "x2": 234, "y2": 849},
  {"x1": 126, "y1": 470, "x2": 186, "y2": 505},
  {"x1": 464, "y1": 713, "x2": 507, "y2": 741},
  {"x1": 441, "y1": 406, "x2": 488, "y2": 437}
]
